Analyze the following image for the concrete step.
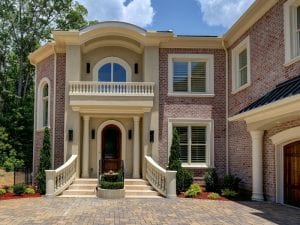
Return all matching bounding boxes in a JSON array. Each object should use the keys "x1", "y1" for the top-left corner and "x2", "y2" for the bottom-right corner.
[
  {"x1": 125, "y1": 185, "x2": 153, "y2": 191},
  {"x1": 73, "y1": 179, "x2": 98, "y2": 185},
  {"x1": 125, "y1": 190, "x2": 160, "y2": 197},
  {"x1": 126, "y1": 195, "x2": 163, "y2": 199},
  {"x1": 58, "y1": 195, "x2": 97, "y2": 198},
  {"x1": 62, "y1": 189, "x2": 96, "y2": 196},
  {"x1": 124, "y1": 179, "x2": 149, "y2": 185},
  {"x1": 68, "y1": 184, "x2": 96, "y2": 190}
]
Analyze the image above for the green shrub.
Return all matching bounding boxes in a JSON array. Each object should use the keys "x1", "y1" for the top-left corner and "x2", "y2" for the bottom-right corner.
[
  {"x1": 0, "y1": 188, "x2": 6, "y2": 195},
  {"x1": 208, "y1": 192, "x2": 221, "y2": 199},
  {"x1": 100, "y1": 181, "x2": 124, "y2": 189},
  {"x1": 36, "y1": 127, "x2": 52, "y2": 194},
  {"x1": 223, "y1": 174, "x2": 241, "y2": 191},
  {"x1": 13, "y1": 183, "x2": 26, "y2": 195},
  {"x1": 185, "y1": 183, "x2": 202, "y2": 198},
  {"x1": 168, "y1": 128, "x2": 193, "y2": 194},
  {"x1": 221, "y1": 188, "x2": 238, "y2": 197},
  {"x1": 24, "y1": 187, "x2": 35, "y2": 194},
  {"x1": 204, "y1": 168, "x2": 218, "y2": 192}
]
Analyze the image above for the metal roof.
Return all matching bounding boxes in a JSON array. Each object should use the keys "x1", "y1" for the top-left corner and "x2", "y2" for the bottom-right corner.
[{"x1": 239, "y1": 75, "x2": 300, "y2": 113}]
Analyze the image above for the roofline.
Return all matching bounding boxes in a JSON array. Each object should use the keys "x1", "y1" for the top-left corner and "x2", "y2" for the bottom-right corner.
[{"x1": 223, "y1": 0, "x2": 279, "y2": 47}]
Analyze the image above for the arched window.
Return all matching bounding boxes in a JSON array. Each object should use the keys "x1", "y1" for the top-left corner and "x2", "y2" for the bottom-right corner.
[
  {"x1": 93, "y1": 57, "x2": 132, "y2": 82},
  {"x1": 37, "y1": 78, "x2": 50, "y2": 129},
  {"x1": 42, "y1": 83, "x2": 49, "y2": 127}
]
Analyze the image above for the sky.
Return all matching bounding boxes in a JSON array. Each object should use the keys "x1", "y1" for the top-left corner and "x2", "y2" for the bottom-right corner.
[{"x1": 77, "y1": 0, "x2": 255, "y2": 36}]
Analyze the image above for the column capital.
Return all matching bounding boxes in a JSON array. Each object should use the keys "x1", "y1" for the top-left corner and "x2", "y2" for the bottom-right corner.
[
  {"x1": 83, "y1": 115, "x2": 90, "y2": 121},
  {"x1": 249, "y1": 130, "x2": 264, "y2": 139},
  {"x1": 133, "y1": 116, "x2": 140, "y2": 122}
]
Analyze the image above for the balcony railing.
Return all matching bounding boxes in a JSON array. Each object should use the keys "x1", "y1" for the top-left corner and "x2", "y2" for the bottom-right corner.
[{"x1": 69, "y1": 81, "x2": 154, "y2": 96}]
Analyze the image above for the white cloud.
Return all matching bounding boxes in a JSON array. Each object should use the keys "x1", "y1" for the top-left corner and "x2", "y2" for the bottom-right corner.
[
  {"x1": 77, "y1": 0, "x2": 154, "y2": 28},
  {"x1": 196, "y1": 0, "x2": 255, "y2": 28}
]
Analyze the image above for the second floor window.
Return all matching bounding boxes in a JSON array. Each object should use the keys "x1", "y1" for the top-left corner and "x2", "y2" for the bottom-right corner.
[{"x1": 98, "y1": 63, "x2": 126, "y2": 82}]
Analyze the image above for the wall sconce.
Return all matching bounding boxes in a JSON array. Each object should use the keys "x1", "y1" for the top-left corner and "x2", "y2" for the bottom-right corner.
[
  {"x1": 68, "y1": 129, "x2": 73, "y2": 142},
  {"x1": 134, "y1": 63, "x2": 138, "y2": 74},
  {"x1": 86, "y1": 63, "x2": 90, "y2": 74},
  {"x1": 128, "y1": 129, "x2": 132, "y2": 140},
  {"x1": 91, "y1": 129, "x2": 95, "y2": 139},
  {"x1": 150, "y1": 130, "x2": 154, "y2": 143}
]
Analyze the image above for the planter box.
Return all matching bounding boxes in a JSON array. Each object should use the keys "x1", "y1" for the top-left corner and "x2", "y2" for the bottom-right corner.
[{"x1": 97, "y1": 188, "x2": 125, "y2": 199}]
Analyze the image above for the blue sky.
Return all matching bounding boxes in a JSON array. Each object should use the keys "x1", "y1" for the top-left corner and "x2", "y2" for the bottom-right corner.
[{"x1": 77, "y1": 0, "x2": 255, "y2": 36}]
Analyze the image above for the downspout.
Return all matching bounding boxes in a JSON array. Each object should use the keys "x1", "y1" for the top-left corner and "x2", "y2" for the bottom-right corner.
[{"x1": 222, "y1": 39, "x2": 229, "y2": 175}]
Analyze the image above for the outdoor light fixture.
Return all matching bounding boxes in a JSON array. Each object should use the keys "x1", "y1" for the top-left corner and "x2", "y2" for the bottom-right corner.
[
  {"x1": 68, "y1": 129, "x2": 73, "y2": 142},
  {"x1": 86, "y1": 63, "x2": 90, "y2": 73},
  {"x1": 91, "y1": 129, "x2": 95, "y2": 139},
  {"x1": 128, "y1": 129, "x2": 132, "y2": 140},
  {"x1": 134, "y1": 63, "x2": 138, "y2": 74},
  {"x1": 150, "y1": 130, "x2": 154, "y2": 143}
]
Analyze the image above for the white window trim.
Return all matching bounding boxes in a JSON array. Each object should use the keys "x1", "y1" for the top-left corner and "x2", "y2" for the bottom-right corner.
[
  {"x1": 167, "y1": 118, "x2": 214, "y2": 168},
  {"x1": 284, "y1": 0, "x2": 300, "y2": 65},
  {"x1": 231, "y1": 36, "x2": 251, "y2": 94},
  {"x1": 37, "y1": 77, "x2": 50, "y2": 130},
  {"x1": 92, "y1": 57, "x2": 132, "y2": 82},
  {"x1": 168, "y1": 54, "x2": 214, "y2": 97}
]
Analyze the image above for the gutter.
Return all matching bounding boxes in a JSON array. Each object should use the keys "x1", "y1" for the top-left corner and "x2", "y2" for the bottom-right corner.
[{"x1": 222, "y1": 40, "x2": 229, "y2": 175}]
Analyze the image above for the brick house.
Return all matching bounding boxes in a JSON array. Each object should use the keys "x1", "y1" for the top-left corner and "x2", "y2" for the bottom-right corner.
[{"x1": 29, "y1": 0, "x2": 300, "y2": 206}]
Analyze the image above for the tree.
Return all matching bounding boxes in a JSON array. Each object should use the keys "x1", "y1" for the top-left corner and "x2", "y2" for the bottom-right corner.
[
  {"x1": 36, "y1": 127, "x2": 51, "y2": 194},
  {"x1": 168, "y1": 128, "x2": 193, "y2": 194}
]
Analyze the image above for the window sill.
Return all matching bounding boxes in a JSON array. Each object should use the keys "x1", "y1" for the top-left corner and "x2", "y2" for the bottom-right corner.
[
  {"x1": 231, "y1": 82, "x2": 251, "y2": 95},
  {"x1": 181, "y1": 164, "x2": 209, "y2": 168},
  {"x1": 284, "y1": 55, "x2": 300, "y2": 67},
  {"x1": 167, "y1": 93, "x2": 215, "y2": 98}
]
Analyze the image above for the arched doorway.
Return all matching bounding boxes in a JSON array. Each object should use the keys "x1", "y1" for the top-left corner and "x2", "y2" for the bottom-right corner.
[
  {"x1": 101, "y1": 124, "x2": 122, "y2": 172},
  {"x1": 284, "y1": 141, "x2": 300, "y2": 207}
]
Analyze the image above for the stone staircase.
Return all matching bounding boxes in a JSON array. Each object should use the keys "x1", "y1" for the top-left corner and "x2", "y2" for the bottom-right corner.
[{"x1": 58, "y1": 178, "x2": 161, "y2": 198}]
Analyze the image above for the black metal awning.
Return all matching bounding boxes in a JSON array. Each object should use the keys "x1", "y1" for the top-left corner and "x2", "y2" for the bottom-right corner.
[{"x1": 239, "y1": 75, "x2": 300, "y2": 114}]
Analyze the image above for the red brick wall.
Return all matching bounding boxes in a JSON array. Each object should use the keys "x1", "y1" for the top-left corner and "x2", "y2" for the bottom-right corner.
[
  {"x1": 228, "y1": 0, "x2": 300, "y2": 198},
  {"x1": 54, "y1": 54, "x2": 66, "y2": 169},
  {"x1": 33, "y1": 55, "x2": 55, "y2": 178},
  {"x1": 159, "y1": 48, "x2": 226, "y2": 177}
]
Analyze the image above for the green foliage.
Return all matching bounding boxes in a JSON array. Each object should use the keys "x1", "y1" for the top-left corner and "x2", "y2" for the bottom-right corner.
[
  {"x1": 168, "y1": 128, "x2": 193, "y2": 194},
  {"x1": 221, "y1": 188, "x2": 238, "y2": 197},
  {"x1": 223, "y1": 174, "x2": 241, "y2": 191},
  {"x1": 13, "y1": 183, "x2": 26, "y2": 195},
  {"x1": 184, "y1": 183, "x2": 202, "y2": 198},
  {"x1": 36, "y1": 128, "x2": 51, "y2": 194},
  {"x1": 0, "y1": 188, "x2": 6, "y2": 195},
  {"x1": 208, "y1": 192, "x2": 221, "y2": 199},
  {"x1": 24, "y1": 187, "x2": 35, "y2": 194},
  {"x1": 204, "y1": 168, "x2": 219, "y2": 192},
  {"x1": 100, "y1": 181, "x2": 124, "y2": 190}
]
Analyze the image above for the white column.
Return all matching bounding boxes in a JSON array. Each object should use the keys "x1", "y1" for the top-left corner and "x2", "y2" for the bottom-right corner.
[
  {"x1": 250, "y1": 130, "x2": 264, "y2": 201},
  {"x1": 82, "y1": 116, "x2": 90, "y2": 178},
  {"x1": 133, "y1": 116, "x2": 140, "y2": 178}
]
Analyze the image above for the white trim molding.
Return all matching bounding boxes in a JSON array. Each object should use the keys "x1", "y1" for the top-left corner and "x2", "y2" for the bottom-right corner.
[
  {"x1": 270, "y1": 126, "x2": 300, "y2": 204},
  {"x1": 167, "y1": 118, "x2": 214, "y2": 168},
  {"x1": 37, "y1": 77, "x2": 51, "y2": 129},
  {"x1": 93, "y1": 57, "x2": 132, "y2": 82},
  {"x1": 231, "y1": 36, "x2": 251, "y2": 94},
  {"x1": 96, "y1": 120, "x2": 127, "y2": 175},
  {"x1": 168, "y1": 54, "x2": 214, "y2": 96}
]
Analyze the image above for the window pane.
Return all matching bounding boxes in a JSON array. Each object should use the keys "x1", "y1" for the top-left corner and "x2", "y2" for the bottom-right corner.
[
  {"x1": 191, "y1": 62, "x2": 206, "y2": 92},
  {"x1": 176, "y1": 127, "x2": 188, "y2": 144},
  {"x1": 297, "y1": 6, "x2": 300, "y2": 30},
  {"x1": 191, "y1": 145, "x2": 206, "y2": 163},
  {"x1": 179, "y1": 145, "x2": 188, "y2": 163},
  {"x1": 173, "y1": 62, "x2": 188, "y2": 92},
  {"x1": 43, "y1": 99, "x2": 48, "y2": 127},
  {"x1": 98, "y1": 63, "x2": 111, "y2": 81},
  {"x1": 240, "y1": 67, "x2": 248, "y2": 86},
  {"x1": 43, "y1": 84, "x2": 48, "y2": 97},
  {"x1": 113, "y1": 63, "x2": 126, "y2": 82},
  {"x1": 239, "y1": 49, "x2": 247, "y2": 69},
  {"x1": 191, "y1": 126, "x2": 206, "y2": 144}
]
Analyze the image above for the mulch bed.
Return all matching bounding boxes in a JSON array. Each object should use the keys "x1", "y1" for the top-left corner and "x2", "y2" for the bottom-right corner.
[
  {"x1": 178, "y1": 192, "x2": 228, "y2": 201},
  {"x1": 0, "y1": 192, "x2": 41, "y2": 200}
]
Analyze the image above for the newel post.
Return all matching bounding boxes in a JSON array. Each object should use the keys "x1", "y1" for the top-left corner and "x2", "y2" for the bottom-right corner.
[
  {"x1": 45, "y1": 170, "x2": 55, "y2": 197},
  {"x1": 166, "y1": 170, "x2": 177, "y2": 198}
]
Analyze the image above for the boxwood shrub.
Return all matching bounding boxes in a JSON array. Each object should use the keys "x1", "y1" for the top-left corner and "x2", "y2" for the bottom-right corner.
[
  {"x1": 13, "y1": 183, "x2": 26, "y2": 195},
  {"x1": 100, "y1": 181, "x2": 124, "y2": 189}
]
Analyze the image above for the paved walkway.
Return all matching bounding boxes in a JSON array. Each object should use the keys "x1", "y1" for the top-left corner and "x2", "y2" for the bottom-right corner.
[{"x1": 0, "y1": 197, "x2": 299, "y2": 225}]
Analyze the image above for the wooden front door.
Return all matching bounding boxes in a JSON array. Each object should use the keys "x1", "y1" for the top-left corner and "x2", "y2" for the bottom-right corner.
[
  {"x1": 101, "y1": 125, "x2": 121, "y2": 172},
  {"x1": 284, "y1": 141, "x2": 300, "y2": 207}
]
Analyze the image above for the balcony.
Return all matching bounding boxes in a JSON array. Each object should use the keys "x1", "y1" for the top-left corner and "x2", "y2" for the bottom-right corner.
[{"x1": 69, "y1": 81, "x2": 155, "y2": 114}]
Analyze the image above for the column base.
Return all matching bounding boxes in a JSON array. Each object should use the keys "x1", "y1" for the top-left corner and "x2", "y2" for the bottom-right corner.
[
  {"x1": 252, "y1": 192, "x2": 264, "y2": 201},
  {"x1": 81, "y1": 173, "x2": 89, "y2": 178},
  {"x1": 132, "y1": 173, "x2": 140, "y2": 179}
]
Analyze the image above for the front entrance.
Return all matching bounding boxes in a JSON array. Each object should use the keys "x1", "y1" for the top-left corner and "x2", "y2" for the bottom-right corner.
[
  {"x1": 101, "y1": 125, "x2": 122, "y2": 172},
  {"x1": 284, "y1": 141, "x2": 300, "y2": 207}
]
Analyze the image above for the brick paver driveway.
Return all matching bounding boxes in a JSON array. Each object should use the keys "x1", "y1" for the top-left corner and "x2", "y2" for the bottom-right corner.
[{"x1": 0, "y1": 198, "x2": 299, "y2": 225}]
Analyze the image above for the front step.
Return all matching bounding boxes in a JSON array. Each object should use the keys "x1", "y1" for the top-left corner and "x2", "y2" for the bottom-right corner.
[
  {"x1": 124, "y1": 179, "x2": 162, "y2": 198},
  {"x1": 59, "y1": 178, "x2": 97, "y2": 198}
]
